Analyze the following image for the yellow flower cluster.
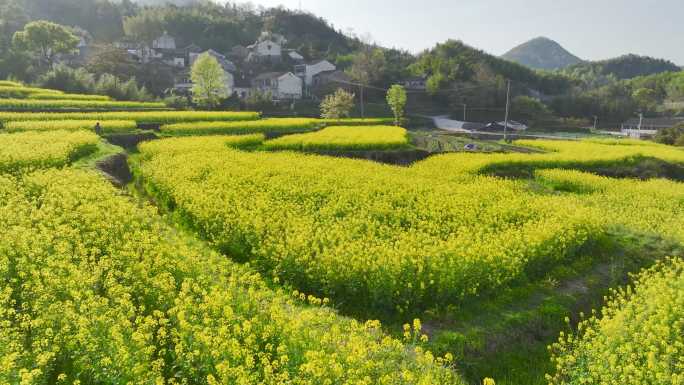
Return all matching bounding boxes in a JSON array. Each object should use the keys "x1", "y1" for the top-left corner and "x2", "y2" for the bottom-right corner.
[
  {"x1": 322, "y1": 118, "x2": 395, "y2": 126},
  {"x1": 547, "y1": 258, "x2": 684, "y2": 385},
  {"x1": 263, "y1": 125, "x2": 411, "y2": 151},
  {"x1": 0, "y1": 98, "x2": 166, "y2": 111},
  {"x1": 0, "y1": 80, "x2": 22, "y2": 87},
  {"x1": 138, "y1": 135, "x2": 265, "y2": 159},
  {"x1": 536, "y1": 168, "x2": 684, "y2": 242},
  {"x1": 0, "y1": 85, "x2": 63, "y2": 98},
  {"x1": 0, "y1": 111, "x2": 261, "y2": 125},
  {"x1": 25, "y1": 93, "x2": 111, "y2": 101},
  {"x1": 412, "y1": 139, "x2": 684, "y2": 177},
  {"x1": 137, "y1": 138, "x2": 603, "y2": 315},
  {"x1": 160, "y1": 118, "x2": 320, "y2": 136},
  {"x1": 0, "y1": 169, "x2": 463, "y2": 384},
  {"x1": 4, "y1": 120, "x2": 137, "y2": 134},
  {"x1": 0, "y1": 130, "x2": 99, "y2": 175}
]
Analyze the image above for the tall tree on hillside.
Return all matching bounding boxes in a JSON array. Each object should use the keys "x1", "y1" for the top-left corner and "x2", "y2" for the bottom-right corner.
[
  {"x1": 123, "y1": 12, "x2": 164, "y2": 44},
  {"x1": 12, "y1": 20, "x2": 79, "y2": 66},
  {"x1": 191, "y1": 52, "x2": 229, "y2": 109},
  {"x1": 386, "y1": 85, "x2": 407, "y2": 125},
  {"x1": 347, "y1": 46, "x2": 386, "y2": 118},
  {"x1": 86, "y1": 45, "x2": 138, "y2": 80}
]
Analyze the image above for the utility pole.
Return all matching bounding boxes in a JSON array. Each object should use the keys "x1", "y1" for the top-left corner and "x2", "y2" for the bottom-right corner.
[
  {"x1": 503, "y1": 79, "x2": 511, "y2": 142},
  {"x1": 463, "y1": 103, "x2": 467, "y2": 121},
  {"x1": 593, "y1": 116, "x2": 598, "y2": 131},
  {"x1": 638, "y1": 112, "x2": 644, "y2": 139}
]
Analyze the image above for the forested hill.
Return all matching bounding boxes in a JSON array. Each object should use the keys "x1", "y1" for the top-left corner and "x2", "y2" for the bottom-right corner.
[
  {"x1": 1, "y1": 0, "x2": 359, "y2": 59},
  {"x1": 410, "y1": 40, "x2": 573, "y2": 95},
  {"x1": 560, "y1": 54, "x2": 681, "y2": 83},
  {"x1": 502, "y1": 37, "x2": 583, "y2": 71}
]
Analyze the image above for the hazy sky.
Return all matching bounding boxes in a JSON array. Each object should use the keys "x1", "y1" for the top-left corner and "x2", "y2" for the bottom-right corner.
[{"x1": 244, "y1": 0, "x2": 684, "y2": 64}]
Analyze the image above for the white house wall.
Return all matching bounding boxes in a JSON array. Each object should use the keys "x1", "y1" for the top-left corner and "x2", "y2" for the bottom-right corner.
[
  {"x1": 277, "y1": 74, "x2": 303, "y2": 100},
  {"x1": 255, "y1": 40, "x2": 282, "y2": 58}
]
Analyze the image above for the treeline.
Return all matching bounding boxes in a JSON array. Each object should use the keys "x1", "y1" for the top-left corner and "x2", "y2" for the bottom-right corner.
[{"x1": 551, "y1": 70, "x2": 684, "y2": 123}]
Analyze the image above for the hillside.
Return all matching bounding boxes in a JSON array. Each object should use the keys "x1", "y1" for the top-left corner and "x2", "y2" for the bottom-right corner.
[
  {"x1": 561, "y1": 54, "x2": 681, "y2": 81},
  {"x1": 410, "y1": 39, "x2": 573, "y2": 96},
  {"x1": 502, "y1": 36, "x2": 583, "y2": 70}
]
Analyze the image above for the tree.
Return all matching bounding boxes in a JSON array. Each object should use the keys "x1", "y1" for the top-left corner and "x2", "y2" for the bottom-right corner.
[
  {"x1": 86, "y1": 45, "x2": 138, "y2": 80},
  {"x1": 632, "y1": 87, "x2": 658, "y2": 113},
  {"x1": 655, "y1": 124, "x2": 684, "y2": 146},
  {"x1": 122, "y1": 11, "x2": 164, "y2": 44},
  {"x1": 346, "y1": 46, "x2": 385, "y2": 118},
  {"x1": 511, "y1": 96, "x2": 554, "y2": 124},
  {"x1": 191, "y1": 52, "x2": 229, "y2": 109},
  {"x1": 12, "y1": 20, "x2": 79, "y2": 66},
  {"x1": 320, "y1": 89, "x2": 355, "y2": 119},
  {"x1": 386, "y1": 85, "x2": 407, "y2": 125}
]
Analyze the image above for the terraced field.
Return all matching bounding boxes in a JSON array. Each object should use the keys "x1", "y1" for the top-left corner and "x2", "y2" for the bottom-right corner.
[{"x1": 1, "y1": 84, "x2": 682, "y2": 385}]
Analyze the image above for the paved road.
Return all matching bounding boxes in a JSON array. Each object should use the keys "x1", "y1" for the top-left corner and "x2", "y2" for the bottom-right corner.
[{"x1": 423, "y1": 115, "x2": 585, "y2": 141}]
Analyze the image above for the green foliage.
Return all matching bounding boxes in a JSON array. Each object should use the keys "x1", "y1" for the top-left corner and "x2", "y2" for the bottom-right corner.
[
  {"x1": 560, "y1": 54, "x2": 680, "y2": 84},
  {"x1": 632, "y1": 87, "x2": 658, "y2": 112},
  {"x1": 410, "y1": 40, "x2": 572, "y2": 96},
  {"x1": 12, "y1": 20, "x2": 79, "y2": 65},
  {"x1": 162, "y1": 94, "x2": 191, "y2": 110},
  {"x1": 244, "y1": 90, "x2": 274, "y2": 111},
  {"x1": 37, "y1": 64, "x2": 151, "y2": 102},
  {"x1": 85, "y1": 45, "x2": 138, "y2": 80},
  {"x1": 191, "y1": 52, "x2": 228, "y2": 109},
  {"x1": 511, "y1": 96, "x2": 553, "y2": 125},
  {"x1": 386, "y1": 85, "x2": 407, "y2": 125},
  {"x1": 320, "y1": 88, "x2": 355, "y2": 119},
  {"x1": 654, "y1": 124, "x2": 684, "y2": 146},
  {"x1": 347, "y1": 47, "x2": 386, "y2": 86}
]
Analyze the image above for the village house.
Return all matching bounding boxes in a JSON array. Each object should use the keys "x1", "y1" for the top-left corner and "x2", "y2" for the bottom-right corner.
[
  {"x1": 402, "y1": 76, "x2": 428, "y2": 91},
  {"x1": 294, "y1": 60, "x2": 337, "y2": 87},
  {"x1": 252, "y1": 72, "x2": 303, "y2": 100},
  {"x1": 284, "y1": 49, "x2": 305, "y2": 63},
  {"x1": 246, "y1": 39, "x2": 282, "y2": 63}
]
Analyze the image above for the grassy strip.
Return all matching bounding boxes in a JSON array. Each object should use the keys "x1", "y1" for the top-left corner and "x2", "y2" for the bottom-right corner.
[
  {"x1": 263, "y1": 125, "x2": 412, "y2": 151},
  {"x1": 161, "y1": 118, "x2": 320, "y2": 136},
  {"x1": 4, "y1": 119, "x2": 137, "y2": 134},
  {"x1": 0, "y1": 130, "x2": 100, "y2": 175},
  {"x1": 0, "y1": 98, "x2": 166, "y2": 111},
  {"x1": 0, "y1": 110, "x2": 261, "y2": 124}
]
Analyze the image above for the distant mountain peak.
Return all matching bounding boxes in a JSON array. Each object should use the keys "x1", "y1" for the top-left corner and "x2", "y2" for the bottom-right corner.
[{"x1": 502, "y1": 37, "x2": 582, "y2": 71}]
